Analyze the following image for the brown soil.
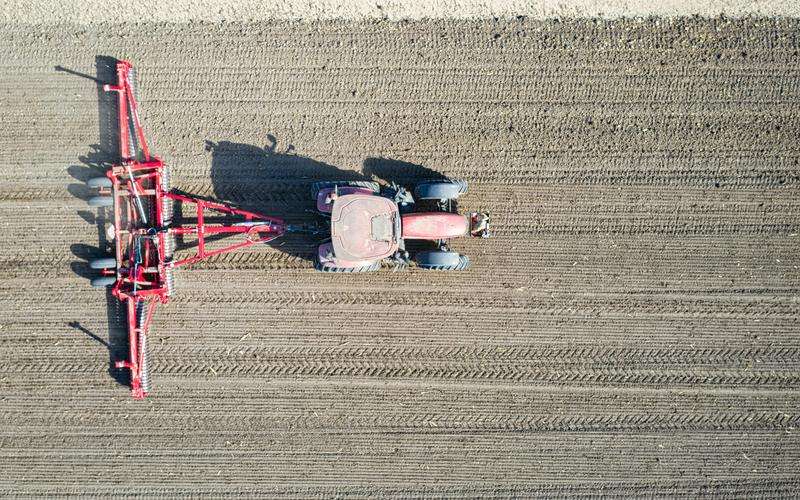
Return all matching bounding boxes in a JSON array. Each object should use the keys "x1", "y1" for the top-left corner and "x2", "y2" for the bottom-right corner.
[{"x1": 0, "y1": 17, "x2": 799, "y2": 496}]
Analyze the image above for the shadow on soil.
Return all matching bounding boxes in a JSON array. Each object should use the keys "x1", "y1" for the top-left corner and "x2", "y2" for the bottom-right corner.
[
  {"x1": 203, "y1": 139, "x2": 449, "y2": 260},
  {"x1": 362, "y1": 157, "x2": 448, "y2": 185},
  {"x1": 206, "y1": 139, "x2": 449, "y2": 211},
  {"x1": 200, "y1": 137, "x2": 359, "y2": 260},
  {"x1": 60, "y1": 55, "x2": 128, "y2": 387}
]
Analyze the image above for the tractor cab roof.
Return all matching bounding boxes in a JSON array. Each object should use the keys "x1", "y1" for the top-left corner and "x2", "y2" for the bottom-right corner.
[{"x1": 330, "y1": 194, "x2": 399, "y2": 262}]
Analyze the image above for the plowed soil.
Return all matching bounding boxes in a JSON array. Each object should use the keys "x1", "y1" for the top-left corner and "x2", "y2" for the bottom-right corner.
[{"x1": 1, "y1": 17, "x2": 799, "y2": 496}]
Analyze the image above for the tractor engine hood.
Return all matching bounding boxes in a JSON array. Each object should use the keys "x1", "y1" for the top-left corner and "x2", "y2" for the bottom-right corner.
[{"x1": 400, "y1": 212, "x2": 469, "y2": 240}]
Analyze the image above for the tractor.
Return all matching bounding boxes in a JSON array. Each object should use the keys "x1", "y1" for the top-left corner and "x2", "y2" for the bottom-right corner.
[{"x1": 311, "y1": 180, "x2": 489, "y2": 272}]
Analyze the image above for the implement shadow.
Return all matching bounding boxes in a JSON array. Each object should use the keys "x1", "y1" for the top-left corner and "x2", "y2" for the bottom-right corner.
[{"x1": 59, "y1": 55, "x2": 128, "y2": 387}]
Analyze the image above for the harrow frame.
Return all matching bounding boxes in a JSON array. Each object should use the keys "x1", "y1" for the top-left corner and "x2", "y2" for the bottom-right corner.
[{"x1": 96, "y1": 60, "x2": 286, "y2": 398}]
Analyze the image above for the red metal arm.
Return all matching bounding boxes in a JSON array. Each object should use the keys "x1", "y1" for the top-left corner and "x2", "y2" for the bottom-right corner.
[
  {"x1": 104, "y1": 60, "x2": 151, "y2": 162},
  {"x1": 163, "y1": 192, "x2": 285, "y2": 268}
]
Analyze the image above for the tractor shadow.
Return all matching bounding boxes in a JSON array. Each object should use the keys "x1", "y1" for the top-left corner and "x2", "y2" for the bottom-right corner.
[
  {"x1": 363, "y1": 156, "x2": 462, "y2": 214},
  {"x1": 204, "y1": 142, "x2": 457, "y2": 261},
  {"x1": 204, "y1": 136, "x2": 370, "y2": 261},
  {"x1": 362, "y1": 157, "x2": 448, "y2": 185},
  {"x1": 60, "y1": 55, "x2": 129, "y2": 388}
]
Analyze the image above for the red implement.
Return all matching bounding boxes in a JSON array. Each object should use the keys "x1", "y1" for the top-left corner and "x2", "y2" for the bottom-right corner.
[{"x1": 96, "y1": 61, "x2": 286, "y2": 398}]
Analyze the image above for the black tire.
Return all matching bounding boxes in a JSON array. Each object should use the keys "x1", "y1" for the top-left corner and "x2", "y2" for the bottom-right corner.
[
  {"x1": 87, "y1": 177, "x2": 112, "y2": 188},
  {"x1": 90, "y1": 276, "x2": 117, "y2": 287},
  {"x1": 311, "y1": 180, "x2": 380, "y2": 200},
  {"x1": 415, "y1": 251, "x2": 470, "y2": 271},
  {"x1": 414, "y1": 179, "x2": 468, "y2": 200},
  {"x1": 314, "y1": 259, "x2": 381, "y2": 273},
  {"x1": 89, "y1": 257, "x2": 117, "y2": 269},
  {"x1": 88, "y1": 196, "x2": 114, "y2": 207}
]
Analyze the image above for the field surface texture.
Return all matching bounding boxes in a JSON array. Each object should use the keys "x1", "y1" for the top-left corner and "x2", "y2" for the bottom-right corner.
[{"x1": 1, "y1": 16, "x2": 799, "y2": 497}]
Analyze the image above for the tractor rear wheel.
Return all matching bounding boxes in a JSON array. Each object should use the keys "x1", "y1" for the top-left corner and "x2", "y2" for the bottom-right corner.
[
  {"x1": 314, "y1": 259, "x2": 381, "y2": 273},
  {"x1": 413, "y1": 179, "x2": 468, "y2": 200},
  {"x1": 415, "y1": 251, "x2": 470, "y2": 271},
  {"x1": 87, "y1": 177, "x2": 112, "y2": 188},
  {"x1": 311, "y1": 180, "x2": 380, "y2": 200},
  {"x1": 90, "y1": 276, "x2": 117, "y2": 288},
  {"x1": 88, "y1": 196, "x2": 114, "y2": 207},
  {"x1": 89, "y1": 257, "x2": 117, "y2": 269}
]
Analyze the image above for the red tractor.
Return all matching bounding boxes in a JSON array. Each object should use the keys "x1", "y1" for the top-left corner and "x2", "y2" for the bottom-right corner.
[
  {"x1": 82, "y1": 60, "x2": 490, "y2": 399},
  {"x1": 312, "y1": 180, "x2": 489, "y2": 272}
]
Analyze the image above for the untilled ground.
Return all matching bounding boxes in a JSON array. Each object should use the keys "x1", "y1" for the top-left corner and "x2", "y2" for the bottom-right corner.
[{"x1": 0, "y1": 17, "x2": 799, "y2": 496}]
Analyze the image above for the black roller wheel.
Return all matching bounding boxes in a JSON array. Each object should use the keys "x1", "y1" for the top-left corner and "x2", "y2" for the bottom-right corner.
[
  {"x1": 135, "y1": 300, "x2": 152, "y2": 394},
  {"x1": 415, "y1": 251, "x2": 470, "y2": 271},
  {"x1": 89, "y1": 257, "x2": 117, "y2": 269},
  {"x1": 90, "y1": 276, "x2": 117, "y2": 288},
  {"x1": 160, "y1": 167, "x2": 173, "y2": 226},
  {"x1": 163, "y1": 266, "x2": 175, "y2": 297},
  {"x1": 87, "y1": 177, "x2": 112, "y2": 188},
  {"x1": 162, "y1": 232, "x2": 176, "y2": 297},
  {"x1": 128, "y1": 67, "x2": 141, "y2": 105}
]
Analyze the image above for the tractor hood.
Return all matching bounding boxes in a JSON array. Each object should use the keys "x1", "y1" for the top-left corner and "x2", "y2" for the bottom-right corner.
[
  {"x1": 400, "y1": 212, "x2": 469, "y2": 240},
  {"x1": 330, "y1": 194, "x2": 399, "y2": 261}
]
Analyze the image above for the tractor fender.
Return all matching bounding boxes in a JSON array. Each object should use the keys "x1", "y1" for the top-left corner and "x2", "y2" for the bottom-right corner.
[
  {"x1": 316, "y1": 242, "x2": 378, "y2": 269},
  {"x1": 400, "y1": 212, "x2": 469, "y2": 240},
  {"x1": 316, "y1": 187, "x2": 377, "y2": 213}
]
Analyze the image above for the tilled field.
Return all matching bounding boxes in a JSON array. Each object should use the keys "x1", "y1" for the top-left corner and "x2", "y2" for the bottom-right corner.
[{"x1": 1, "y1": 17, "x2": 799, "y2": 496}]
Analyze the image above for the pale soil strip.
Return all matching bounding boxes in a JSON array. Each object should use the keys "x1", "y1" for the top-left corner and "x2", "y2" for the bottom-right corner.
[{"x1": 2, "y1": 0, "x2": 800, "y2": 25}]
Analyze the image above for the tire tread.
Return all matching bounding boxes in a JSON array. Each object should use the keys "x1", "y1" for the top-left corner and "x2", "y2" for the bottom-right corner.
[
  {"x1": 314, "y1": 259, "x2": 381, "y2": 273},
  {"x1": 416, "y1": 252, "x2": 470, "y2": 271}
]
